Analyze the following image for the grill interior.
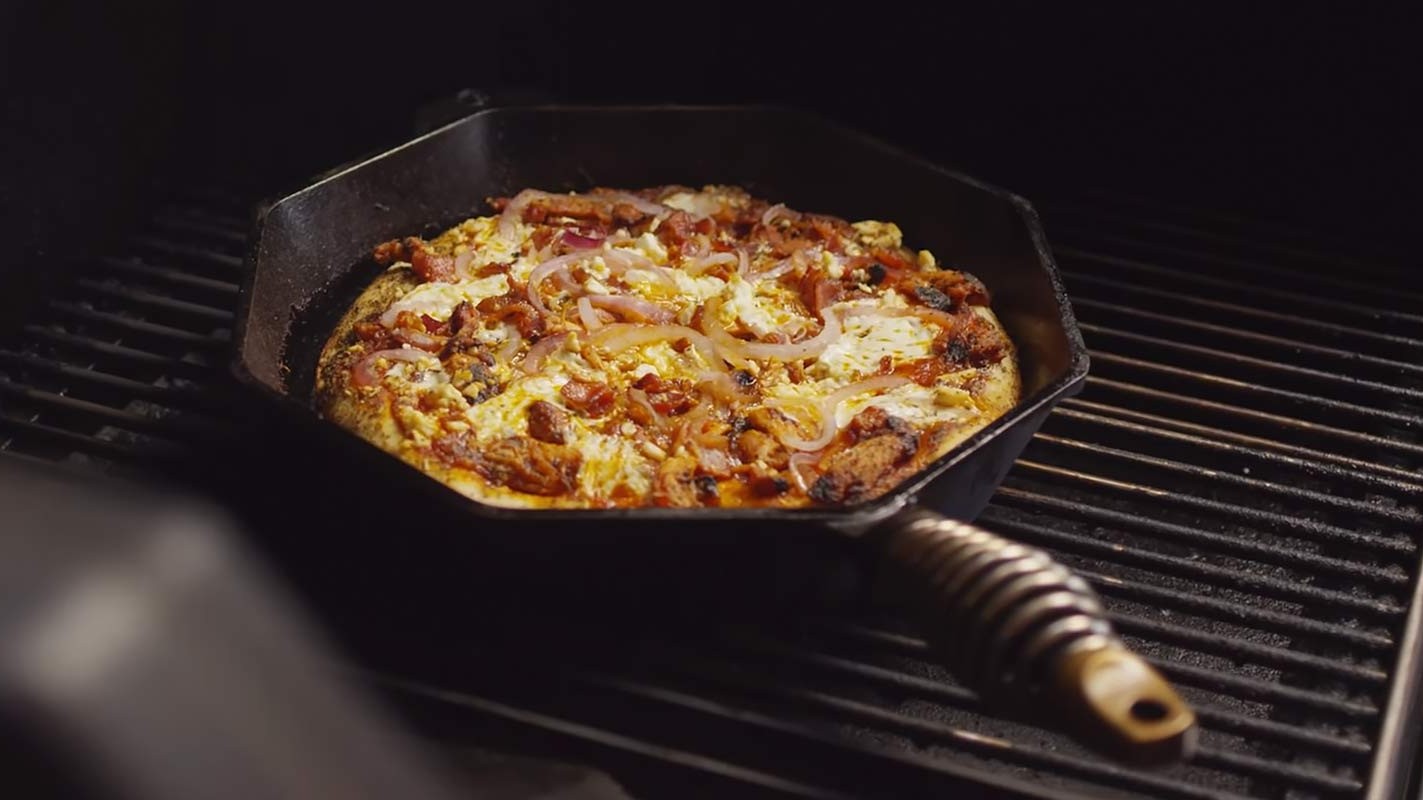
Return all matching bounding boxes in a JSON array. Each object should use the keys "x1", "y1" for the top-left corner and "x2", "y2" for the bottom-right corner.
[{"x1": 0, "y1": 179, "x2": 1418, "y2": 799}]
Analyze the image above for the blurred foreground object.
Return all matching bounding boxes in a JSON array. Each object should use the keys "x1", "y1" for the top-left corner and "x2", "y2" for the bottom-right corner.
[{"x1": 0, "y1": 463, "x2": 463, "y2": 800}]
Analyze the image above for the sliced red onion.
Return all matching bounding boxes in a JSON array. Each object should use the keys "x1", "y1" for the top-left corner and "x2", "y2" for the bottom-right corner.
[
  {"x1": 761, "y1": 203, "x2": 802, "y2": 226},
  {"x1": 769, "y1": 375, "x2": 911, "y2": 451},
  {"x1": 590, "y1": 323, "x2": 723, "y2": 370},
  {"x1": 498, "y1": 188, "x2": 548, "y2": 241},
  {"x1": 453, "y1": 250, "x2": 476, "y2": 280},
  {"x1": 628, "y1": 387, "x2": 661, "y2": 425},
  {"x1": 753, "y1": 253, "x2": 801, "y2": 282},
  {"x1": 604, "y1": 192, "x2": 669, "y2": 217},
  {"x1": 390, "y1": 326, "x2": 446, "y2": 352},
  {"x1": 602, "y1": 248, "x2": 676, "y2": 287},
  {"x1": 577, "y1": 296, "x2": 603, "y2": 331},
  {"x1": 351, "y1": 348, "x2": 428, "y2": 387},
  {"x1": 736, "y1": 248, "x2": 749, "y2": 276},
  {"x1": 527, "y1": 251, "x2": 600, "y2": 314},
  {"x1": 703, "y1": 299, "x2": 842, "y2": 364},
  {"x1": 787, "y1": 452, "x2": 821, "y2": 493},
  {"x1": 497, "y1": 328, "x2": 524, "y2": 363},
  {"x1": 521, "y1": 332, "x2": 568, "y2": 374},
  {"x1": 682, "y1": 251, "x2": 739, "y2": 275},
  {"x1": 587, "y1": 294, "x2": 675, "y2": 324},
  {"x1": 561, "y1": 231, "x2": 604, "y2": 250},
  {"x1": 694, "y1": 371, "x2": 744, "y2": 406}
]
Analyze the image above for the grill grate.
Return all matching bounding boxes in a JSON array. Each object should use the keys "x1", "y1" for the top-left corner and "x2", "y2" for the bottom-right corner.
[{"x1": 0, "y1": 188, "x2": 1418, "y2": 800}]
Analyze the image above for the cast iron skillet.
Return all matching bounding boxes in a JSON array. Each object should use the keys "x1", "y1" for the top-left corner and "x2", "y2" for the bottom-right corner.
[{"x1": 232, "y1": 105, "x2": 1196, "y2": 766}]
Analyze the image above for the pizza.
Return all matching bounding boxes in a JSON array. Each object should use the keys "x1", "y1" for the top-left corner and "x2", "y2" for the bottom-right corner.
[{"x1": 314, "y1": 186, "x2": 1019, "y2": 509}]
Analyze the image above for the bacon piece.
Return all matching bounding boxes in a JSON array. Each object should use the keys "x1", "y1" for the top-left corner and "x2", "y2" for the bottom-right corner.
[
  {"x1": 611, "y1": 203, "x2": 644, "y2": 226},
  {"x1": 560, "y1": 379, "x2": 615, "y2": 417},
  {"x1": 894, "y1": 357, "x2": 951, "y2": 387},
  {"x1": 745, "y1": 406, "x2": 804, "y2": 446},
  {"x1": 871, "y1": 247, "x2": 916, "y2": 272},
  {"x1": 923, "y1": 269, "x2": 991, "y2": 307},
  {"x1": 656, "y1": 210, "x2": 695, "y2": 248},
  {"x1": 525, "y1": 195, "x2": 612, "y2": 225},
  {"x1": 353, "y1": 320, "x2": 395, "y2": 349},
  {"x1": 434, "y1": 434, "x2": 580, "y2": 496},
  {"x1": 372, "y1": 237, "x2": 420, "y2": 266},
  {"x1": 734, "y1": 428, "x2": 789, "y2": 470},
  {"x1": 749, "y1": 473, "x2": 791, "y2": 497},
  {"x1": 527, "y1": 400, "x2": 570, "y2": 444},
  {"x1": 449, "y1": 301, "x2": 478, "y2": 334},
  {"x1": 797, "y1": 270, "x2": 843, "y2": 316},
  {"x1": 651, "y1": 453, "x2": 716, "y2": 507},
  {"x1": 634, "y1": 373, "x2": 695, "y2": 416},
  {"x1": 371, "y1": 235, "x2": 455, "y2": 283},
  {"x1": 809, "y1": 414, "x2": 920, "y2": 505},
  {"x1": 410, "y1": 248, "x2": 456, "y2": 283},
  {"x1": 476, "y1": 290, "x2": 545, "y2": 339}
]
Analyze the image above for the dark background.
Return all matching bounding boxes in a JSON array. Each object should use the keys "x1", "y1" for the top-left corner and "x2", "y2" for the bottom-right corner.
[{"x1": 1, "y1": 1, "x2": 1417, "y2": 316}]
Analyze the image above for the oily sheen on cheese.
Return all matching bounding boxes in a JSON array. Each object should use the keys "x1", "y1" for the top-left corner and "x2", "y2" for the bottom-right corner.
[{"x1": 314, "y1": 186, "x2": 1019, "y2": 509}]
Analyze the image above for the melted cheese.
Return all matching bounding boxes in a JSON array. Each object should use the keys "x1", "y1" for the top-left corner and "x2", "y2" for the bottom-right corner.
[
  {"x1": 382, "y1": 274, "x2": 510, "y2": 321},
  {"x1": 814, "y1": 312, "x2": 936, "y2": 382}
]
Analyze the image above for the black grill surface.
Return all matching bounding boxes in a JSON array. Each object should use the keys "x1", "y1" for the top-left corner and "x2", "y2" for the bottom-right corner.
[{"x1": 1, "y1": 185, "x2": 1419, "y2": 800}]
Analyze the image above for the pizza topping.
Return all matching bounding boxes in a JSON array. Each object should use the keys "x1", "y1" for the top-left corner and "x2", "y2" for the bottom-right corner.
[
  {"x1": 328, "y1": 186, "x2": 1019, "y2": 509},
  {"x1": 350, "y1": 348, "x2": 429, "y2": 388},
  {"x1": 808, "y1": 408, "x2": 921, "y2": 505},
  {"x1": 586, "y1": 294, "x2": 675, "y2": 324},
  {"x1": 435, "y1": 433, "x2": 581, "y2": 496},
  {"x1": 560, "y1": 379, "x2": 616, "y2": 417},
  {"x1": 527, "y1": 400, "x2": 570, "y2": 444}
]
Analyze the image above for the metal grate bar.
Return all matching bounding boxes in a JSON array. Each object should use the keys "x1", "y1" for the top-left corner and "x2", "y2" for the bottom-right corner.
[
  {"x1": 824, "y1": 624, "x2": 1378, "y2": 719},
  {"x1": 1088, "y1": 353, "x2": 1422, "y2": 431},
  {"x1": 1084, "y1": 376, "x2": 1423, "y2": 462},
  {"x1": 1057, "y1": 246, "x2": 1423, "y2": 333},
  {"x1": 73, "y1": 279, "x2": 234, "y2": 323},
  {"x1": 578, "y1": 672, "x2": 1267, "y2": 800},
  {"x1": 740, "y1": 634, "x2": 1373, "y2": 761},
  {"x1": 369, "y1": 674, "x2": 853, "y2": 800},
  {"x1": 1071, "y1": 296, "x2": 1423, "y2": 380},
  {"x1": 582, "y1": 672, "x2": 1240, "y2": 800},
  {"x1": 1108, "y1": 612, "x2": 1384, "y2": 685},
  {"x1": 49, "y1": 301, "x2": 228, "y2": 349},
  {"x1": 0, "y1": 350, "x2": 213, "y2": 410},
  {"x1": 1086, "y1": 576, "x2": 1394, "y2": 655},
  {"x1": 1057, "y1": 399, "x2": 1423, "y2": 490},
  {"x1": 93, "y1": 256, "x2": 241, "y2": 295},
  {"x1": 21, "y1": 325, "x2": 214, "y2": 379},
  {"x1": 1029, "y1": 432, "x2": 1421, "y2": 532},
  {"x1": 1046, "y1": 196, "x2": 1409, "y2": 276},
  {"x1": 977, "y1": 508, "x2": 1404, "y2": 619},
  {"x1": 1062, "y1": 270, "x2": 1423, "y2": 360},
  {"x1": 149, "y1": 210, "x2": 249, "y2": 246},
  {"x1": 1053, "y1": 226, "x2": 1423, "y2": 312},
  {"x1": 1082, "y1": 324, "x2": 1423, "y2": 409},
  {"x1": 0, "y1": 378, "x2": 203, "y2": 440},
  {"x1": 128, "y1": 234, "x2": 245, "y2": 270},
  {"x1": 1009, "y1": 462, "x2": 1416, "y2": 564},
  {"x1": 0, "y1": 414, "x2": 183, "y2": 462},
  {"x1": 992, "y1": 485, "x2": 1408, "y2": 586}
]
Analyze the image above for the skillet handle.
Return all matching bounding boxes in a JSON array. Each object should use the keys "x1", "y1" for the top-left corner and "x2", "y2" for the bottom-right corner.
[{"x1": 874, "y1": 508, "x2": 1197, "y2": 767}]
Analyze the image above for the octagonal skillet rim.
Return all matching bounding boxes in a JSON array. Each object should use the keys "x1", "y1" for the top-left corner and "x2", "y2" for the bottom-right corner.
[{"x1": 231, "y1": 104, "x2": 1090, "y2": 535}]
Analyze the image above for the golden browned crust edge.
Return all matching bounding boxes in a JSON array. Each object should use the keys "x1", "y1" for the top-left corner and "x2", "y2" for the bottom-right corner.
[{"x1": 313, "y1": 267, "x2": 421, "y2": 454}]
